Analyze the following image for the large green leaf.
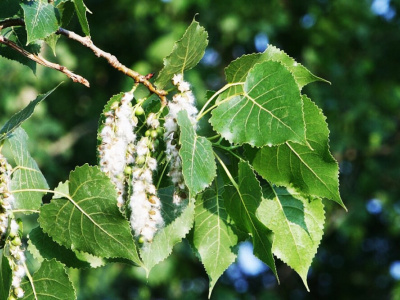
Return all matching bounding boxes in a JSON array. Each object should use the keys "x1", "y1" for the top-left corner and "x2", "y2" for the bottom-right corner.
[
  {"x1": 0, "y1": 253, "x2": 12, "y2": 300},
  {"x1": 223, "y1": 161, "x2": 277, "y2": 277},
  {"x1": 261, "y1": 45, "x2": 329, "y2": 89},
  {"x1": 21, "y1": 0, "x2": 59, "y2": 44},
  {"x1": 189, "y1": 176, "x2": 239, "y2": 297},
  {"x1": 0, "y1": 85, "x2": 59, "y2": 141},
  {"x1": 9, "y1": 128, "x2": 49, "y2": 213},
  {"x1": 72, "y1": 0, "x2": 90, "y2": 36},
  {"x1": 21, "y1": 259, "x2": 76, "y2": 300},
  {"x1": 258, "y1": 185, "x2": 325, "y2": 290},
  {"x1": 250, "y1": 95, "x2": 344, "y2": 208},
  {"x1": 38, "y1": 164, "x2": 142, "y2": 265},
  {"x1": 0, "y1": 27, "x2": 41, "y2": 73},
  {"x1": 140, "y1": 187, "x2": 195, "y2": 274},
  {"x1": 0, "y1": 0, "x2": 20, "y2": 18},
  {"x1": 155, "y1": 20, "x2": 208, "y2": 89},
  {"x1": 210, "y1": 61, "x2": 306, "y2": 147},
  {"x1": 177, "y1": 110, "x2": 216, "y2": 195},
  {"x1": 28, "y1": 226, "x2": 91, "y2": 269}
]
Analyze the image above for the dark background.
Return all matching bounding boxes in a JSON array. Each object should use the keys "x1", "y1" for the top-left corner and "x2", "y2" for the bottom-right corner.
[{"x1": 1, "y1": 0, "x2": 400, "y2": 299}]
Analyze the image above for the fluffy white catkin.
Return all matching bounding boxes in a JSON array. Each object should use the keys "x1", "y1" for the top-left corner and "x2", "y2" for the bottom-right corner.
[
  {"x1": 0, "y1": 154, "x2": 26, "y2": 299},
  {"x1": 164, "y1": 74, "x2": 198, "y2": 205},
  {"x1": 99, "y1": 92, "x2": 137, "y2": 207},
  {"x1": 129, "y1": 135, "x2": 163, "y2": 243}
]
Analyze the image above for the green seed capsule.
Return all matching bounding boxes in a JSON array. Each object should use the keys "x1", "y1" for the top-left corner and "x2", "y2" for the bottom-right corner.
[
  {"x1": 138, "y1": 236, "x2": 145, "y2": 244},
  {"x1": 156, "y1": 127, "x2": 164, "y2": 135},
  {"x1": 11, "y1": 237, "x2": 21, "y2": 246},
  {"x1": 136, "y1": 156, "x2": 146, "y2": 165},
  {"x1": 124, "y1": 166, "x2": 132, "y2": 175},
  {"x1": 150, "y1": 130, "x2": 158, "y2": 139},
  {"x1": 145, "y1": 130, "x2": 151, "y2": 137},
  {"x1": 135, "y1": 106, "x2": 145, "y2": 116}
]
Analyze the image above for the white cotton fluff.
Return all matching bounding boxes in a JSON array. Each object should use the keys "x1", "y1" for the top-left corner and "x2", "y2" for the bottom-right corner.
[
  {"x1": 99, "y1": 92, "x2": 137, "y2": 207},
  {"x1": 129, "y1": 139, "x2": 163, "y2": 243},
  {"x1": 164, "y1": 74, "x2": 198, "y2": 205}
]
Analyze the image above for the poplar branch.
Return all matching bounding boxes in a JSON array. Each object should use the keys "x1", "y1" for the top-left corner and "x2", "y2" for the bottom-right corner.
[
  {"x1": 56, "y1": 28, "x2": 168, "y2": 105},
  {"x1": 0, "y1": 18, "x2": 168, "y2": 105},
  {"x1": 0, "y1": 35, "x2": 90, "y2": 87}
]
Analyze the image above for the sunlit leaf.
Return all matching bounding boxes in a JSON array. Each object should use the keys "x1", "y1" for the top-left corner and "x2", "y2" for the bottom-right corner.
[
  {"x1": 177, "y1": 110, "x2": 216, "y2": 195},
  {"x1": 38, "y1": 164, "x2": 142, "y2": 265},
  {"x1": 261, "y1": 45, "x2": 329, "y2": 89},
  {"x1": 250, "y1": 95, "x2": 344, "y2": 207},
  {"x1": 258, "y1": 185, "x2": 325, "y2": 290},
  {"x1": 72, "y1": 0, "x2": 91, "y2": 36},
  {"x1": 21, "y1": 0, "x2": 59, "y2": 44},
  {"x1": 155, "y1": 20, "x2": 208, "y2": 89},
  {"x1": 21, "y1": 259, "x2": 76, "y2": 300},
  {"x1": 9, "y1": 128, "x2": 49, "y2": 213},
  {"x1": 190, "y1": 176, "x2": 239, "y2": 297},
  {"x1": 210, "y1": 61, "x2": 305, "y2": 147},
  {"x1": 45, "y1": 1, "x2": 76, "y2": 55}
]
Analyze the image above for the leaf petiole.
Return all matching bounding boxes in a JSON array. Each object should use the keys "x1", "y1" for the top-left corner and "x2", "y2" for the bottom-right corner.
[
  {"x1": 214, "y1": 152, "x2": 239, "y2": 190},
  {"x1": 197, "y1": 82, "x2": 243, "y2": 121}
]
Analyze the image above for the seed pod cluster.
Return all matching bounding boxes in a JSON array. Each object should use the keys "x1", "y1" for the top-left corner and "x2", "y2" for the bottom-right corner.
[{"x1": 164, "y1": 74, "x2": 198, "y2": 204}]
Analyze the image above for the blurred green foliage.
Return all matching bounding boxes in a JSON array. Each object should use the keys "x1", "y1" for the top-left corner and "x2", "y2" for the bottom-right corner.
[{"x1": 1, "y1": 0, "x2": 400, "y2": 299}]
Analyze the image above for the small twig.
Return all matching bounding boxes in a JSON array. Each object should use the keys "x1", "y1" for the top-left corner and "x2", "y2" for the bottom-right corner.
[
  {"x1": 0, "y1": 34, "x2": 90, "y2": 87},
  {"x1": 56, "y1": 28, "x2": 168, "y2": 105}
]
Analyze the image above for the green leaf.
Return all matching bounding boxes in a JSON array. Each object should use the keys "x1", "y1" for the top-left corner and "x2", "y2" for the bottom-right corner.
[
  {"x1": 21, "y1": 0, "x2": 59, "y2": 44},
  {"x1": 261, "y1": 45, "x2": 329, "y2": 89},
  {"x1": 72, "y1": 0, "x2": 90, "y2": 36},
  {"x1": 0, "y1": 253, "x2": 12, "y2": 300},
  {"x1": 0, "y1": 84, "x2": 59, "y2": 141},
  {"x1": 140, "y1": 187, "x2": 195, "y2": 274},
  {"x1": 224, "y1": 53, "x2": 262, "y2": 95},
  {"x1": 210, "y1": 61, "x2": 306, "y2": 147},
  {"x1": 0, "y1": 27, "x2": 41, "y2": 73},
  {"x1": 223, "y1": 161, "x2": 277, "y2": 277},
  {"x1": 0, "y1": 0, "x2": 20, "y2": 19},
  {"x1": 177, "y1": 110, "x2": 216, "y2": 195},
  {"x1": 9, "y1": 128, "x2": 49, "y2": 213},
  {"x1": 155, "y1": 19, "x2": 208, "y2": 89},
  {"x1": 250, "y1": 95, "x2": 344, "y2": 208},
  {"x1": 38, "y1": 164, "x2": 142, "y2": 266},
  {"x1": 21, "y1": 259, "x2": 76, "y2": 300},
  {"x1": 28, "y1": 226, "x2": 91, "y2": 269},
  {"x1": 258, "y1": 185, "x2": 325, "y2": 290},
  {"x1": 45, "y1": 0, "x2": 75, "y2": 55},
  {"x1": 189, "y1": 176, "x2": 239, "y2": 297}
]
